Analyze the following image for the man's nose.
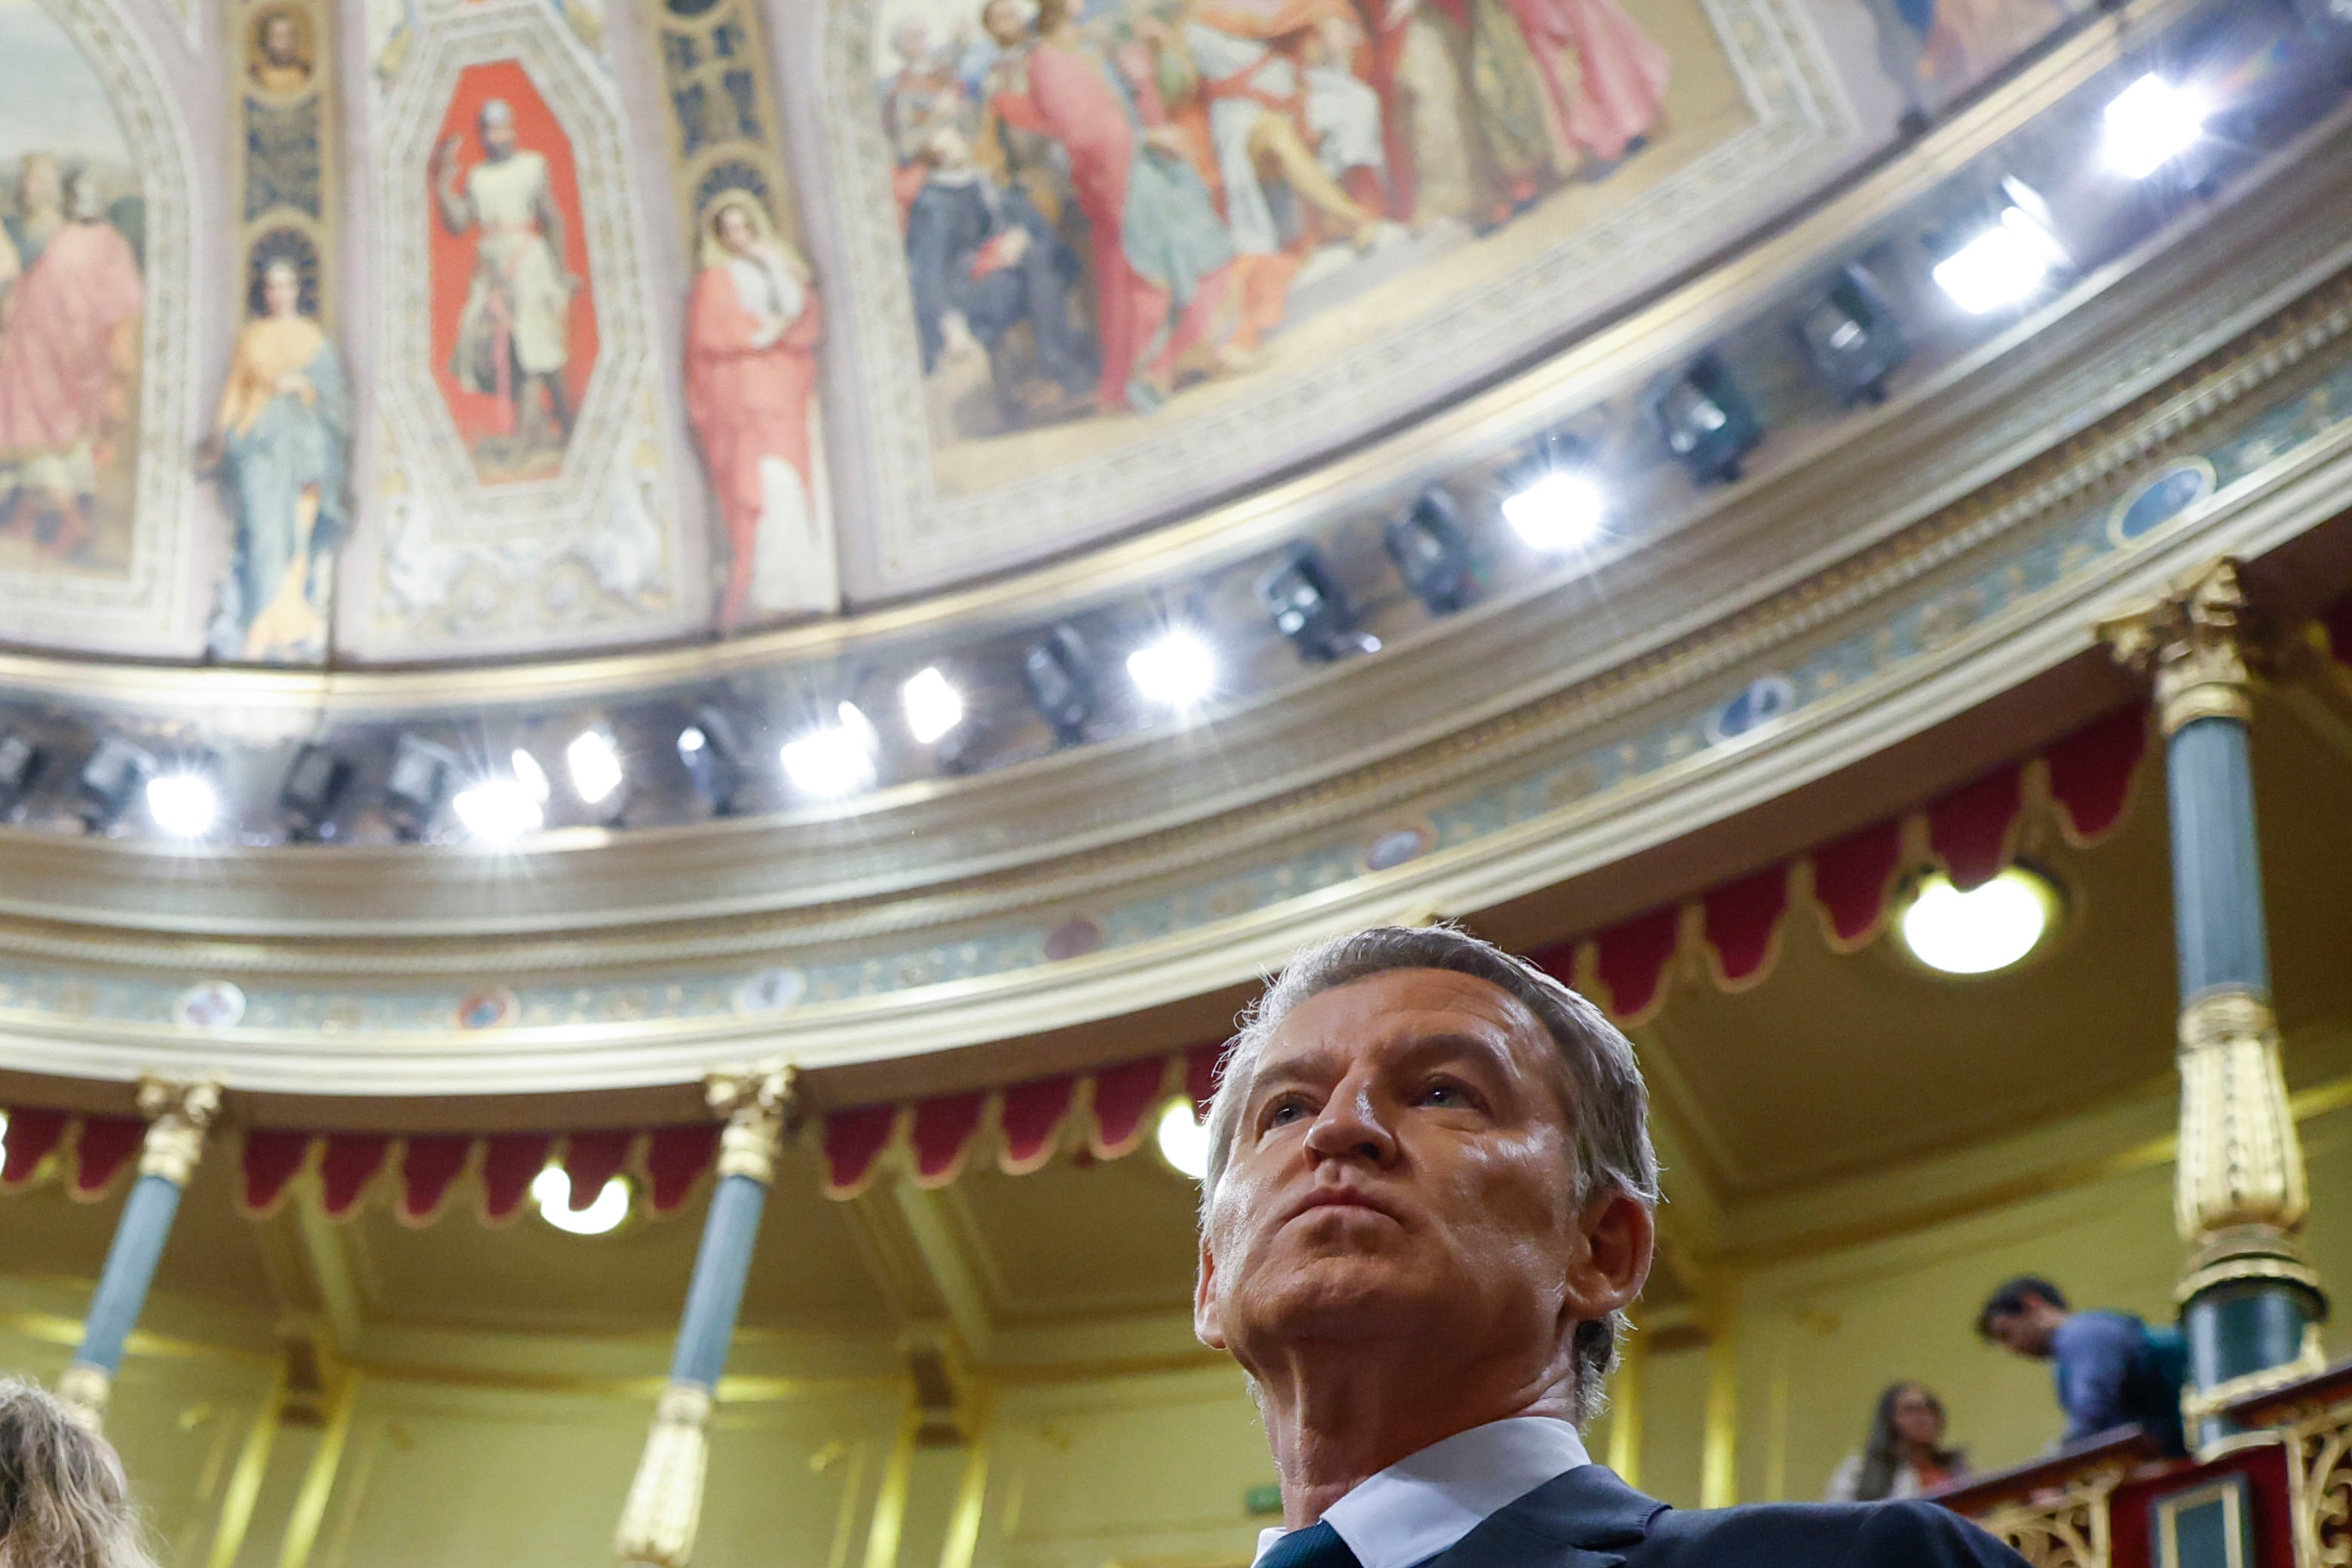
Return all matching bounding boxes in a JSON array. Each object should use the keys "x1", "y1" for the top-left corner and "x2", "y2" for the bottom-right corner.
[{"x1": 1303, "y1": 1080, "x2": 1396, "y2": 1165}]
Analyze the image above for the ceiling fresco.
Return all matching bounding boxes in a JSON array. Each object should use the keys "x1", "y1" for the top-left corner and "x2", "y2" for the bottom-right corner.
[{"x1": 0, "y1": 0, "x2": 2079, "y2": 664}]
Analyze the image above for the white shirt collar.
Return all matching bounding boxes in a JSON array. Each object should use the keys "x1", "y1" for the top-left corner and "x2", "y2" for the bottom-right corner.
[{"x1": 1251, "y1": 1417, "x2": 1592, "y2": 1568}]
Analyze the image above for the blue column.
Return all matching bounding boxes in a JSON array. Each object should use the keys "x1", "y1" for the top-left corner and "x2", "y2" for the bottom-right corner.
[
  {"x1": 2109, "y1": 560, "x2": 2323, "y2": 1450},
  {"x1": 615, "y1": 1068, "x2": 793, "y2": 1568},
  {"x1": 58, "y1": 1080, "x2": 220, "y2": 1426}
]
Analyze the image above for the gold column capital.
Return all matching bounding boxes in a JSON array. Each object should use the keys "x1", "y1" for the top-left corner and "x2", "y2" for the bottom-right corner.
[
  {"x1": 2097, "y1": 557, "x2": 2255, "y2": 734},
  {"x1": 2174, "y1": 986, "x2": 2308, "y2": 1247},
  {"x1": 134, "y1": 1076, "x2": 222, "y2": 1187},
  {"x1": 54, "y1": 1362, "x2": 111, "y2": 1429},
  {"x1": 706, "y1": 1063, "x2": 797, "y2": 1187},
  {"x1": 614, "y1": 1379, "x2": 715, "y2": 1567}
]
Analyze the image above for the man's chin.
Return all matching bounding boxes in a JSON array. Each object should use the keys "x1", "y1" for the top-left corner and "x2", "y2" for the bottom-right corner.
[{"x1": 1245, "y1": 1259, "x2": 1441, "y2": 1340}]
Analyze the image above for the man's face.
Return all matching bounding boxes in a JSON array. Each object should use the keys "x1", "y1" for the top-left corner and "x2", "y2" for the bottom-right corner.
[
  {"x1": 1195, "y1": 969, "x2": 1650, "y2": 1381},
  {"x1": 982, "y1": 0, "x2": 1025, "y2": 46},
  {"x1": 482, "y1": 112, "x2": 517, "y2": 160},
  {"x1": 263, "y1": 16, "x2": 298, "y2": 63},
  {"x1": 1986, "y1": 1303, "x2": 2058, "y2": 1359}
]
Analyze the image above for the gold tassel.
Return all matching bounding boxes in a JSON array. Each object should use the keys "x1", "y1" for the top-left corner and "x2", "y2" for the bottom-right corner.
[{"x1": 614, "y1": 1381, "x2": 714, "y2": 1567}]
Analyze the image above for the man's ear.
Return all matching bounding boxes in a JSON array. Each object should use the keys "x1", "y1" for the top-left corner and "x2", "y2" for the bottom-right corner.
[
  {"x1": 1564, "y1": 1190, "x2": 1653, "y2": 1321},
  {"x1": 1194, "y1": 1230, "x2": 1227, "y2": 1350}
]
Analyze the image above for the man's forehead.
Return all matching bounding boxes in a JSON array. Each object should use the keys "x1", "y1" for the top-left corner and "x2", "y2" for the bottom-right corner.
[{"x1": 1260, "y1": 967, "x2": 1549, "y2": 1064}]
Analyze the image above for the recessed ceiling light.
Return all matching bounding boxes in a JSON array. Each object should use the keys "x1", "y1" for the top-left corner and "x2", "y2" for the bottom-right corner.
[
  {"x1": 531, "y1": 1165, "x2": 631, "y2": 1236},
  {"x1": 1898, "y1": 867, "x2": 2060, "y2": 975},
  {"x1": 1128, "y1": 628, "x2": 1217, "y2": 709},
  {"x1": 1154, "y1": 1098, "x2": 1210, "y2": 1181}
]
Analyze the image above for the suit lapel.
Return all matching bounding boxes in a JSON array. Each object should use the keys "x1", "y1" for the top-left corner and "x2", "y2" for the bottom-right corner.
[{"x1": 1416, "y1": 1467, "x2": 1667, "y2": 1568}]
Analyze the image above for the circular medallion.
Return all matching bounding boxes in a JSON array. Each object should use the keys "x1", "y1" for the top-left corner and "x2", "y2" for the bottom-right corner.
[
  {"x1": 1043, "y1": 917, "x2": 1104, "y2": 963},
  {"x1": 733, "y1": 966, "x2": 808, "y2": 1015},
  {"x1": 1364, "y1": 822, "x2": 1435, "y2": 872},
  {"x1": 456, "y1": 988, "x2": 518, "y2": 1031},
  {"x1": 1707, "y1": 674, "x2": 1796, "y2": 745},
  {"x1": 173, "y1": 981, "x2": 247, "y2": 1030},
  {"x1": 2109, "y1": 459, "x2": 2216, "y2": 544}
]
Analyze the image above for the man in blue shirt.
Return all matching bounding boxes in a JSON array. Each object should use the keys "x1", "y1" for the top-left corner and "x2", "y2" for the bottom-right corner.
[{"x1": 1977, "y1": 1277, "x2": 2188, "y2": 1456}]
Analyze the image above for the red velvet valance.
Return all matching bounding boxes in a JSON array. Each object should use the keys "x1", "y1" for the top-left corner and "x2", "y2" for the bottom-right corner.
[{"x1": 0, "y1": 705, "x2": 2148, "y2": 1217}]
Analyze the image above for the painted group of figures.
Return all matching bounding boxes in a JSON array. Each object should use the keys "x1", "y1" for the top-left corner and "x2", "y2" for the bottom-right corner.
[{"x1": 877, "y1": 0, "x2": 1675, "y2": 428}]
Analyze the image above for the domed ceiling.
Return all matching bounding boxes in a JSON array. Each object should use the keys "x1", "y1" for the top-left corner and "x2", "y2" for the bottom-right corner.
[{"x1": 0, "y1": 0, "x2": 2076, "y2": 663}]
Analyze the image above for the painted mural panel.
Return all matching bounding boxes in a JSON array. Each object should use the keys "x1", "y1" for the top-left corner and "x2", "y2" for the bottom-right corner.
[
  {"x1": 0, "y1": 0, "x2": 144, "y2": 576},
  {"x1": 429, "y1": 62, "x2": 600, "y2": 485}
]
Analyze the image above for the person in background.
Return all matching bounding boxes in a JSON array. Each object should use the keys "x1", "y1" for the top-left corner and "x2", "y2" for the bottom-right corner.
[
  {"x1": 0, "y1": 1377, "x2": 162, "y2": 1568},
  {"x1": 1977, "y1": 1276, "x2": 2188, "y2": 1457},
  {"x1": 1826, "y1": 1382, "x2": 1970, "y2": 1501}
]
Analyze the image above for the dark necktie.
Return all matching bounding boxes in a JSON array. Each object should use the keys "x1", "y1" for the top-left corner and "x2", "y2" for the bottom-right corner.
[{"x1": 1257, "y1": 1521, "x2": 1364, "y2": 1568}]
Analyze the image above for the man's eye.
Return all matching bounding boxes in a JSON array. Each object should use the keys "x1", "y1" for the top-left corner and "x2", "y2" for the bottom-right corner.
[
  {"x1": 1266, "y1": 1099, "x2": 1307, "y2": 1126},
  {"x1": 1419, "y1": 1082, "x2": 1473, "y2": 1108}
]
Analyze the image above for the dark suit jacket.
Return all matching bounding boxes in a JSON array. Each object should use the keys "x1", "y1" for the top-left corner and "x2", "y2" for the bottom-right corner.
[{"x1": 1425, "y1": 1465, "x2": 2027, "y2": 1568}]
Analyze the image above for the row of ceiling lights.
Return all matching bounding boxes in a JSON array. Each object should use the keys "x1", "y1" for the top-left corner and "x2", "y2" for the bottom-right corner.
[{"x1": 0, "y1": 72, "x2": 2217, "y2": 849}]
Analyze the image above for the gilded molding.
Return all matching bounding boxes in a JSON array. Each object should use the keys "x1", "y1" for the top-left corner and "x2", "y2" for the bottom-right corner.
[
  {"x1": 614, "y1": 1378, "x2": 715, "y2": 1567},
  {"x1": 708, "y1": 1065, "x2": 796, "y2": 1187},
  {"x1": 54, "y1": 1362, "x2": 111, "y2": 1429},
  {"x1": 2181, "y1": 1324, "x2": 2326, "y2": 1432},
  {"x1": 134, "y1": 1076, "x2": 223, "y2": 1187},
  {"x1": 2173, "y1": 987, "x2": 2308, "y2": 1244},
  {"x1": 1977, "y1": 1457, "x2": 2136, "y2": 1568},
  {"x1": 2274, "y1": 1390, "x2": 2352, "y2": 1568},
  {"x1": 2099, "y1": 559, "x2": 2256, "y2": 734}
]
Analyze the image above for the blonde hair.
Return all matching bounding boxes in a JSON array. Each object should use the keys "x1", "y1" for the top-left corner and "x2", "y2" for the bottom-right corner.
[{"x1": 0, "y1": 1380, "x2": 161, "y2": 1568}]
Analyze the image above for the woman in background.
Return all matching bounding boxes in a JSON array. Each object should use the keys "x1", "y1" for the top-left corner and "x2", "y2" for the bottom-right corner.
[
  {"x1": 1827, "y1": 1381, "x2": 1970, "y2": 1501},
  {"x1": 0, "y1": 1377, "x2": 161, "y2": 1567}
]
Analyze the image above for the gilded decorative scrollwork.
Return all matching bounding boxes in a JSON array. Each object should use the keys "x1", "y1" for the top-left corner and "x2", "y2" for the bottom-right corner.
[
  {"x1": 2098, "y1": 557, "x2": 2256, "y2": 736},
  {"x1": 1977, "y1": 1462, "x2": 2135, "y2": 1568},
  {"x1": 707, "y1": 1062, "x2": 797, "y2": 1186},
  {"x1": 2279, "y1": 1396, "x2": 2352, "y2": 1568}
]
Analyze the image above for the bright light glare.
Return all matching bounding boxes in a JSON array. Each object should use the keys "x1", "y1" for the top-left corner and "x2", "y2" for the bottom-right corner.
[
  {"x1": 510, "y1": 748, "x2": 551, "y2": 803},
  {"x1": 901, "y1": 666, "x2": 965, "y2": 746},
  {"x1": 452, "y1": 775, "x2": 545, "y2": 841},
  {"x1": 145, "y1": 773, "x2": 219, "y2": 838},
  {"x1": 2103, "y1": 74, "x2": 2205, "y2": 179},
  {"x1": 1899, "y1": 868, "x2": 2056, "y2": 975},
  {"x1": 1501, "y1": 469, "x2": 1605, "y2": 551},
  {"x1": 530, "y1": 1166, "x2": 631, "y2": 1236},
  {"x1": 780, "y1": 703, "x2": 878, "y2": 798},
  {"x1": 1155, "y1": 1098, "x2": 1210, "y2": 1181},
  {"x1": 1933, "y1": 217, "x2": 2057, "y2": 314},
  {"x1": 566, "y1": 728, "x2": 624, "y2": 805},
  {"x1": 1127, "y1": 629, "x2": 1217, "y2": 708}
]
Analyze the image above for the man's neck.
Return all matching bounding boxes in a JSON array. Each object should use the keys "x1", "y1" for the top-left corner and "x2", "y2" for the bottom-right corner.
[{"x1": 1251, "y1": 1344, "x2": 1579, "y2": 1527}]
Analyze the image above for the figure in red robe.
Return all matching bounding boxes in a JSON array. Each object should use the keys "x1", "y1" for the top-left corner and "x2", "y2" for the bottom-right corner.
[
  {"x1": 0, "y1": 171, "x2": 144, "y2": 559},
  {"x1": 984, "y1": 0, "x2": 1241, "y2": 414},
  {"x1": 1508, "y1": 0, "x2": 1671, "y2": 165},
  {"x1": 684, "y1": 193, "x2": 837, "y2": 632}
]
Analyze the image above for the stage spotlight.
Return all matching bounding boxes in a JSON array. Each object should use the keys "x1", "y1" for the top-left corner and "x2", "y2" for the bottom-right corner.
[
  {"x1": 677, "y1": 706, "x2": 746, "y2": 816},
  {"x1": 383, "y1": 733, "x2": 458, "y2": 841},
  {"x1": 1257, "y1": 545, "x2": 1376, "y2": 662},
  {"x1": 531, "y1": 1165, "x2": 631, "y2": 1236},
  {"x1": 1154, "y1": 1098, "x2": 1210, "y2": 1181},
  {"x1": 1794, "y1": 264, "x2": 1909, "y2": 405},
  {"x1": 901, "y1": 666, "x2": 965, "y2": 746},
  {"x1": 1386, "y1": 488, "x2": 1477, "y2": 615},
  {"x1": 510, "y1": 748, "x2": 551, "y2": 805},
  {"x1": 1649, "y1": 355, "x2": 1762, "y2": 484},
  {"x1": 1932, "y1": 179, "x2": 2066, "y2": 314},
  {"x1": 1128, "y1": 626, "x2": 1217, "y2": 709},
  {"x1": 1897, "y1": 867, "x2": 2060, "y2": 975},
  {"x1": 1023, "y1": 626, "x2": 1096, "y2": 744},
  {"x1": 452, "y1": 770, "x2": 545, "y2": 842},
  {"x1": 0, "y1": 729, "x2": 46, "y2": 816},
  {"x1": 780, "y1": 703, "x2": 879, "y2": 799},
  {"x1": 565, "y1": 727, "x2": 624, "y2": 808},
  {"x1": 2102, "y1": 73, "x2": 2206, "y2": 179},
  {"x1": 277, "y1": 744, "x2": 351, "y2": 841},
  {"x1": 1496, "y1": 430, "x2": 1607, "y2": 553},
  {"x1": 75, "y1": 738, "x2": 154, "y2": 832},
  {"x1": 145, "y1": 770, "x2": 220, "y2": 839}
]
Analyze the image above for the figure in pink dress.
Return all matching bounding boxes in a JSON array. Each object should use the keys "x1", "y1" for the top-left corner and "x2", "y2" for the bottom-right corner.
[
  {"x1": 1510, "y1": 0, "x2": 1671, "y2": 166},
  {"x1": 982, "y1": 0, "x2": 1240, "y2": 414}
]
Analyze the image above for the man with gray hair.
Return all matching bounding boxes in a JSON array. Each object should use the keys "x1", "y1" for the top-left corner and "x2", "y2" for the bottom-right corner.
[{"x1": 1193, "y1": 925, "x2": 2023, "y2": 1568}]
